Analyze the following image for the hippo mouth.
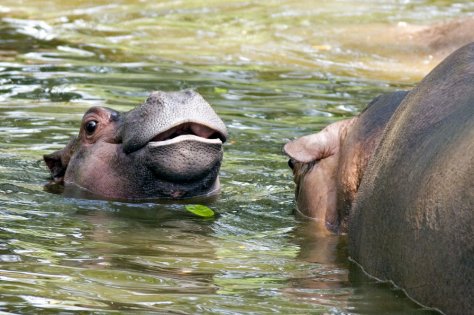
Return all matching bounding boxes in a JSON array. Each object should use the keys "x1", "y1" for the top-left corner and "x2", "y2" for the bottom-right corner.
[
  {"x1": 148, "y1": 122, "x2": 227, "y2": 146},
  {"x1": 138, "y1": 122, "x2": 226, "y2": 183}
]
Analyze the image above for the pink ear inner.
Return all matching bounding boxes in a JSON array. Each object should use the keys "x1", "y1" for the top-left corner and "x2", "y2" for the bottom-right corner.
[{"x1": 283, "y1": 118, "x2": 355, "y2": 163}]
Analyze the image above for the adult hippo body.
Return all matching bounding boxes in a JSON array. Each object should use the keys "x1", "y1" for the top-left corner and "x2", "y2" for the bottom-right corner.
[
  {"x1": 284, "y1": 43, "x2": 473, "y2": 314},
  {"x1": 44, "y1": 90, "x2": 227, "y2": 200}
]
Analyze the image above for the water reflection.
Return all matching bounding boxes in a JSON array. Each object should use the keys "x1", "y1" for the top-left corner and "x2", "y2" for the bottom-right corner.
[{"x1": 288, "y1": 220, "x2": 440, "y2": 314}]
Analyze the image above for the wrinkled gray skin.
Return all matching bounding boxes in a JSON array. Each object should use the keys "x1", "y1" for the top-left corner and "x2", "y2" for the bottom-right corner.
[
  {"x1": 44, "y1": 90, "x2": 228, "y2": 200},
  {"x1": 284, "y1": 43, "x2": 473, "y2": 314}
]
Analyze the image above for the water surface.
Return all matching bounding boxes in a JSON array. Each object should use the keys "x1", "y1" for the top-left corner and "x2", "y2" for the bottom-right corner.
[{"x1": 1, "y1": 0, "x2": 471, "y2": 313}]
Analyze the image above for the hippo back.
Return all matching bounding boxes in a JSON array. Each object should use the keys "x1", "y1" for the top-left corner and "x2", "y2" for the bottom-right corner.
[
  {"x1": 349, "y1": 43, "x2": 474, "y2": 314},
  {"x1": 336, "y1": 90, "x2": 408, "y2": 232}
]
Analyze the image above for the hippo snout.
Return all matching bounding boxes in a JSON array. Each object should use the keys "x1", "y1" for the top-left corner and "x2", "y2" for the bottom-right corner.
[{"x1": 122, "y1": 90, "x2": 227, "y2": 154}]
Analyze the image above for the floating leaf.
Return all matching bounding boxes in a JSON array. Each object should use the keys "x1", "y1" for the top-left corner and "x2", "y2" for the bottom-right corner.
[
  {"x1": 185, "y1": 204, "x2": 215, "y2": 218},
  {"x1": 214, "y1": 87, "x2": 227, "y2": 94}
]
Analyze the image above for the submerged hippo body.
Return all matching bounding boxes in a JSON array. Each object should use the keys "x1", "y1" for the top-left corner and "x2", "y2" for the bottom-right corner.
[
  {"x1": 284, "y1": 43, "x2": 473, "y2": 314},
  {"x1": 44, "y1": 90, "x2": 227, "y2": 200}
]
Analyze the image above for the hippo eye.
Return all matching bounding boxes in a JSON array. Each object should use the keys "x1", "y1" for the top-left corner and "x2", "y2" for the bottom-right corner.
[{"x1": 85, "y1": 120, "x2": 98, "y2": 135}]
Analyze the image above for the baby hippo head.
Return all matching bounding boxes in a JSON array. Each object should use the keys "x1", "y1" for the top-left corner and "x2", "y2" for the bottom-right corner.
[
  {"x1": 283, "y1": 119, "x2": 356, "y2": 231},
  {"x1": 44, "y1": 90, "x2": 228, "y2": 200}
]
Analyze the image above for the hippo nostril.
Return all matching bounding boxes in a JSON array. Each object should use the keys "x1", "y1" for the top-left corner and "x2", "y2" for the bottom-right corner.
[{"x1": 288, "y1": 159, "x2": 295, "y2": 170}]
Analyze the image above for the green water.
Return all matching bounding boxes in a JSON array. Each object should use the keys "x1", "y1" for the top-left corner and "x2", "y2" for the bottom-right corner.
[{"x1": 0, "y1": 0, "x2": 471, "y2": 313}]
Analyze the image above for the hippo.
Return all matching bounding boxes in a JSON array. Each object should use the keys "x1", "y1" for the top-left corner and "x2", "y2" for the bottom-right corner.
[
  {"x1": 284, "y1": 43, "x2": 473, "y2": 314},
  {"x1": 44, "y1": 90, "x2": 228, "y2": 200}
]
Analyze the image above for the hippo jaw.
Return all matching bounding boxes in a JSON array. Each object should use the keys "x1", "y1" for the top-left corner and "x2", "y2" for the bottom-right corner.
[{"x1": 136, "y1": 121, "x2": 226, "y2": 186}]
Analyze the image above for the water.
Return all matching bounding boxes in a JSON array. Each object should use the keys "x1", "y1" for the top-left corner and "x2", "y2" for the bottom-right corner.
[{"x1": 1, "y1": 0, "x2": 472, "y2": 313}]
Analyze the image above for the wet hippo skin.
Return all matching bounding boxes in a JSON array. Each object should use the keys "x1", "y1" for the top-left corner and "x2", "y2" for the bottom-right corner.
[
  {"x1": 284, "y1": 43, "x2": 474, "y2": 314},
  {"x1": 44, "y1": 90, "x2": 228, "y2": 200}
]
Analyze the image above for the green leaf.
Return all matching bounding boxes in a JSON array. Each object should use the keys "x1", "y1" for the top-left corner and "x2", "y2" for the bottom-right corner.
[
  {"x1": 214, "y1": 87, "x2": 227, "y2": 94},
  {"x1": 185, "y1": 204, "x2": 215, "y2": 218}
]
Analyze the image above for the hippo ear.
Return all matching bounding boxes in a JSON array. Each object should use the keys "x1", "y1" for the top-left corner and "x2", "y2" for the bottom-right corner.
[
  {"x1": 284, "y1": 133, "x2": 336, "y2": 163},
  {"x1": 283, "y1": 119, "x2": 355, "y2": 163},
  {"x1": 44, "y1": 150, "x2": 67, "y2": 182},
  {"x1": 43, "y1": 137, "x2": 78, "y2": 183}
]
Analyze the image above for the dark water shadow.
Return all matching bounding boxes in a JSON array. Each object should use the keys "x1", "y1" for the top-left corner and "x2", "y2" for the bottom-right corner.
[{"x1": 289, "y1": 219, "x2": 441, "y2": 314}]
